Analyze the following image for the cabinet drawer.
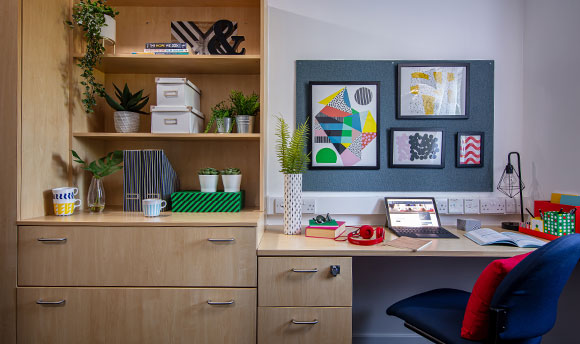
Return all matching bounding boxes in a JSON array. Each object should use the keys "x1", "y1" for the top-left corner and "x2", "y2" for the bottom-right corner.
[
  {"x1": 18, "y1": 287, "x2": 256, "y2": 344},
  {"x1": 258, "y1": 307, "x2": 351, "y2": 344},
  {"x1": 258, "y1": 257, "x2": 351, "y2": 306},
  {"x1": 18, "y1": 226, "x2": 256, "y2": 287}
]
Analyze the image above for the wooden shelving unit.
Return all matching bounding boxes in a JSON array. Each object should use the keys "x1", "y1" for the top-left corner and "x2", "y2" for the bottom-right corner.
[{"x1": 73, "y1": 132, "x2": 261, "y2": 141}]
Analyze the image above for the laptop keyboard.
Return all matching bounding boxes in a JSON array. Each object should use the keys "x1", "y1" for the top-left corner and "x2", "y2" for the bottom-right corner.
[{"x1": 393, "y1": 227, "x2": 449, "y2": 234}]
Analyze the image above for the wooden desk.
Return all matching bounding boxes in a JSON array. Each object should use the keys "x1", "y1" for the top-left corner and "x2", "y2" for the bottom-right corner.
[{"x1": 255, "y1": 226, "x2": 542, "y2": 344}]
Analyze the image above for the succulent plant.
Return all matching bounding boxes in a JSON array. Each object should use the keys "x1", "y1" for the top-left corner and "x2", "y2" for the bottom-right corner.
[
  {"x1": 230, "y1": 90, "x2": 259, "y2": 116},
  {"x1": 198, "y1": 167, "x2": 219, "y2": 175},
  {"x1": 221, "y1": 168, "x2": 241, "y2": 175},
  {"x1": 104, "y1": 83, "x2": 150, "y2": 114},
  {"x1": 205, "y1": 101, "x2": 235, "y2": 133}
]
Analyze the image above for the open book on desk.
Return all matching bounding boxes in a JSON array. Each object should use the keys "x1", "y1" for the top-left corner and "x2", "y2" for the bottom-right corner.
[{"x1": 465, "y1": 228, "x2": 546, "y2": 248}]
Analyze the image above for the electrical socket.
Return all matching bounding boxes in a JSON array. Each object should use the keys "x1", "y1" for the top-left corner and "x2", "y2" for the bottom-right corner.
[
  {"x1": 480, "y1": 198, "x2": 506, "y2": 214},
  {"x1": 273, "y1": 197, "x2": 316, "y2": 214},
  {"x1": 435, "y1": 198, "x2": 449, "y2": 214},
  {"x1": 505, "y1": 198, "x2": 517, "y2": 214},
  {"x1": 464, "y1": 199, "x2": 480, "y2": 214},
  {"x1": 448, "y1": 199, "x2": 464, "y2": 214}
]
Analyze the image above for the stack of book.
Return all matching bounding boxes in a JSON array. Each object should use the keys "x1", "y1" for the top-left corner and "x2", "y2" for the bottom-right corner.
[
  {"x1": 305, "y1": 220, "x2": 346, "y2": 239},
  {"x1": 142, "y1": 43, "x2": 190, "y2": 55}
]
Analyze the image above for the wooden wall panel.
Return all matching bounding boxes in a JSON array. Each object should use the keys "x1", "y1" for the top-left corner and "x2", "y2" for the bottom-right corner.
[
  {"x1": 0, "y1": 0, "x2": 19, "y2": 340},
  {"x1": 21, "y1": 0, "x2": 71, "y2": 218}
]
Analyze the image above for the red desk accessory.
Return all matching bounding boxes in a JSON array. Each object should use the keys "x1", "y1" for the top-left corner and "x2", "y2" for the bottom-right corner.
[
  {"x1": 347, "y1": 225, "x2": 385, "y2": 246},
  {"x1": 519, "y1": 200, "x2": 580, "y2": 241}
]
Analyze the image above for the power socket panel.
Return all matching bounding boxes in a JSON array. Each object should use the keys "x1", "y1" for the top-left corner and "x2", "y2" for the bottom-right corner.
[
  {"x1": 448, "y1": 199, "x2": 464, "y2": 214},
  {"x1": 273, "y1": 198, "x2": 316, "y2": 214},
  {"x1": 464, "y1": 199, "x2": 480, "y2": 214},
  {"x1": 505, "y1": 198, "x2": 517, "y2": 214},
  {"x1": 435, "y1": 198, "x2": 449, "y2": 214},
  {"x1": 480, "y1": 198, "x2": 506, "y2": 214}
]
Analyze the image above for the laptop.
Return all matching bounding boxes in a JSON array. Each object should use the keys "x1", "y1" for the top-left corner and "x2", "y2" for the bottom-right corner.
[{"x1": 384, "y1": 197, "x2": 458, "y2": 239}]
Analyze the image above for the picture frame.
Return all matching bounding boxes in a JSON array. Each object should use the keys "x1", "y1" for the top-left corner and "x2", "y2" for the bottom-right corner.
[
  {"x1": 309, "y1": 81, "x2": 380, "y2": 170},
  {"x1": 456, "y1": 131, "x2": 484, "y2": 168},
  {"x1": 397, "y1": 63, "x2": 469, "y2": 119},
  {"x1": 389, "y1": 128, "x2": 445, "y2": 168}
]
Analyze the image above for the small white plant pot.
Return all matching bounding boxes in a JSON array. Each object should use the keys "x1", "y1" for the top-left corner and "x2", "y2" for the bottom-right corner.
[
  {"x1": 114, "y1": 111, "x2": 140, "y2": 133},
  {"x1": 100, "y1": 15, "x2": 116, "y2": 43},
  {"x1": 222, "y1": 175, "x2": 242, "y2": 192},
  {"x1": 283, "y1": 174, "x2": 303, "y2": 235},
  {"x1": 199, "y1": 175, "x2": 219, "y2": 193}
]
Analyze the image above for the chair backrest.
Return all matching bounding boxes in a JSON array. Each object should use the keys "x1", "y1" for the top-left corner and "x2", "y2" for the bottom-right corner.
[{"x1": 490, "y1": 233, "x2": 580, "y2": 340}]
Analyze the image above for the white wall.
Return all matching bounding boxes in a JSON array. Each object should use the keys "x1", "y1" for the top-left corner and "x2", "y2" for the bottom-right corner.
[{"x1": 266, "y1": 0, "x2": 526, "y2": 225}]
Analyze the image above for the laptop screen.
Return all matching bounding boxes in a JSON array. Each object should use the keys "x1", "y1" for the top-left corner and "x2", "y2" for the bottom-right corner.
[{"x1": 385, "y1": 198, "x2": 440, "y2": 228}]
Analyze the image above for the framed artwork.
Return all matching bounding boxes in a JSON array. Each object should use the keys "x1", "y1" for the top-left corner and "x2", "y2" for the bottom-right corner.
[
  {"x1": 456, "y1": 131, "x2": 484, "y2": 168},
  {"x1": 309, "y1": 81, "x2": 380, "y2": 169},
  {"x1": 389, "y1": 128, "x2": 445, "y2": 168},
  {"x1": 397, "y1": 63, "x2": 469, "y2": 119}
]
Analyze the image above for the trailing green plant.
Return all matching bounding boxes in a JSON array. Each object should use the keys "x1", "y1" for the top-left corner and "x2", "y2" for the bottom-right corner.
[
  {"x1": 230, "y1": 91, "x2": 260, "y2": 116},
  {"x1": 205, "y1": 101, "x2": 234, "y2": 133},
  {"x1": 198, "y1": 167, "x2": 220, "y2": 175},
  {"x1": 71, "y1": 150, "x2": 123, "y2": 179},
  {"x1": 221, "y1": 168, "x2": 241, "y2": 175},
  {"x1": 66, "y1": 0, "x2": 119, "y2": 113},
  {"x1": 275, "y1": 116, "x2": 310, "y2": 174},
  {"x1": 104, "y1": 83, "x2": 149, "y2": 114}
]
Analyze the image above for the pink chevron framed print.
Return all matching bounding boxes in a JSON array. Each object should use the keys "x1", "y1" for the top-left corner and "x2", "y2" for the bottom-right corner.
[
  {"x1": 456, "y1": 131, "x2": 484, "y2": 168},
  {"x1": 309, "y1": 81, "x2": 380, "y2": 169}
]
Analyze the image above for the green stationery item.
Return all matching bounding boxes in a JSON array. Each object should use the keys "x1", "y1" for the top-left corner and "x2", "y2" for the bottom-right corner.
[
  {"x1": 308, "y1": 219, "x2": 338, "y2": 227},
  {"x1": 543, "y1": 211, "x2": 575, "y2": 236},
  {"x1": 171, "y1": 191, "x2": 244, "y2": 212}
]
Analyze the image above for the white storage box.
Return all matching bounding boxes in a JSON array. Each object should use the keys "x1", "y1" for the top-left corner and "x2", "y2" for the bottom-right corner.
[
  {"x1": 155, "y1": 77, "x2": 201, "y2": 111},
  {"x1": 151, "y1": 105, "x2": 205, "y2": 133}
]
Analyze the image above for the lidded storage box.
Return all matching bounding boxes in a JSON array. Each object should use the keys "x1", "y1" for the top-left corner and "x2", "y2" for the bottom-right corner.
[
  {"x1": 151, "y1": 105, "x2": 204, "y2": 133},
  {"x1": 155, "y1": 77, "x2": 201, "y2": 111}
]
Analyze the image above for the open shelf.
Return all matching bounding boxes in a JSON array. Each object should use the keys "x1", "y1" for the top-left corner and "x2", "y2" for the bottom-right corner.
[
  {"x1": 82, "y1": 54, "x2": 261, "y2": 74},
  {"x1": 108, "y1": 0, "x2": 259, "y2": 7},
  {"x1": 73, "y1": 132, "x2": 261, "y2": 141}
]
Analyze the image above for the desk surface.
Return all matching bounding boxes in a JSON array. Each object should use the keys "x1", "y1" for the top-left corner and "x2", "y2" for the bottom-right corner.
[{"x1": 258, "y1": 226, "x2": 542, "y2": 257}]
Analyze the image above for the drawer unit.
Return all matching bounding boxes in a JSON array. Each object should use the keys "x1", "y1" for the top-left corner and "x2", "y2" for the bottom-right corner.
[
  {"x1": 18, "y1": 226, "x2": 256, "y2": 287},
  {"x1": 258, "y1": 257, "x2": 352, "y2": 306},
  {"x1": 155, "y1": 77, "x2": 201, "y2": 111},
  {"x1": 258, "y1": 307, "x2": 351, "y2": 344},
  {"x1": 18, "y1": 287, "x2": 256, "y2": 344}
]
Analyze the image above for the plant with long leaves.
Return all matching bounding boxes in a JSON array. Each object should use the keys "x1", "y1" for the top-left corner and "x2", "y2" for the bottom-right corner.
[
  {"x1": 205, "y1": 101, "x2": 234, "y2": 133},
  {"x1": 275, "y1": 116, "x2": 310, "y2": 174},
  {"x1": 66, "y1": 0, "x2": 118, "y2": 113},
  {"x1": 104, "y1": 83, "x2": 149, "y2": 114},
  {"x1": 230, "y1": 91, "x2": 260, "y2": 116},
  {"x1": 72, "y1": 150, "x2": 124, "y2": 179}
]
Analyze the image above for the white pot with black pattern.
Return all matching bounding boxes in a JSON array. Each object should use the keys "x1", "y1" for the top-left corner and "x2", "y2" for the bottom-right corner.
[{"x1": 283, "y1": 174, "x2": 302, "y2": 235}]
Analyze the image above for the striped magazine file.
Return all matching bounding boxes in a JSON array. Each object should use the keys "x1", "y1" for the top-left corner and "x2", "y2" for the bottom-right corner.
[
  {"x1": 123, "y1": 150, "x2": 143, "y2": 211},
  {"x1": 142, "y1": 150, "x2": 179, "y2": 210}
]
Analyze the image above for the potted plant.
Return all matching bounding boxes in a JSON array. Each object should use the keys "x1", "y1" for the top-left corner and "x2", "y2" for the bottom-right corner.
[
  {"x1": 274, "y1": 116, "x2": 310, "y2": 235},
  {"x1": 67, "y1": 0, "x2": 119, "y2": 113},
  {"x1": 71, "y1": 150, "x2": 123, "y2": 212},
  {"x1": 104, "y1": 83, "x2": 149, "y2": 133},
  {"x1": 198, "y1": 167, "x2": 220, "y2": 193},
  {"x1": 230, "y1": 90, "x2": 259, "y2": 133},
  {"x1": 205, "y1": 101, "x2": 235, "y2": 133},
  {"x1": 221, "y1": 168, "x2": 242, "y2": 192}
]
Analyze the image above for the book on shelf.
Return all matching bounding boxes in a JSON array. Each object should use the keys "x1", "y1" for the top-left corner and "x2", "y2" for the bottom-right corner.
[
  {"x1": 464, "y1": 228, "x2": 546, "y2": 248},
  {"x1": 146, "y1": 42, "x2": 187, "y2": 49},
  {"x1": 305, "y1": 221, "x2": 346, "y2": 239},
  {"x1": 144, "y1": 49, "x2": 189, "y2": 53}
]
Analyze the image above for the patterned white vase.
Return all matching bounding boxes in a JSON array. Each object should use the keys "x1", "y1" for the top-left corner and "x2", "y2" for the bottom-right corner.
[
  {"x1": 114, "y1": 111, "x2": 140, "y2": 133},
  {"x1": 283, "y1": 174, "x2": 302, "y2": 235}
]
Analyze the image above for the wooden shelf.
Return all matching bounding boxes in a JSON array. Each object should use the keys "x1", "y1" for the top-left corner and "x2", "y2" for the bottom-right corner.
[
  {"x1": 108, "y1": 0, "x2": 259, "y2": 7},
  {"x1": 83, "y1": 54, "x2": 260, "y2": 74},
  {"x1": 73, "y1": 132, "x2": 261, "y2": 141}
]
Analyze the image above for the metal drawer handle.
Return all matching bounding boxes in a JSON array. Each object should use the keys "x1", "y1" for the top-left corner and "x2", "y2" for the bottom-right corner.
[
  {"x1": 36, "y1": 299, "x2": 66, "y2": 305},
  {"x1": 291, "y1": 268, "x2": 318, "y2": 273},
  {"x1": 37, "y1": 238, "x2": 67, "y2": 243},
  {"x1": 207, "y1": 238, "x2": 235, "y2": 242},
  {"x1": 207, "y1": 300, "x2": 235, "y2": 305},
  {"x1": 163, "y1": 90, "x2": 179, "y2": 97},
  {"x1": 291, "y1": 319, "x2": 318, "y2": 325}
]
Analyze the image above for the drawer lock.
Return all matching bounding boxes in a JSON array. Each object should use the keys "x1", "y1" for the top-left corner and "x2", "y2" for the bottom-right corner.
[{"x1": 330, "y1": 265, "x2": 340, "y2": 277}]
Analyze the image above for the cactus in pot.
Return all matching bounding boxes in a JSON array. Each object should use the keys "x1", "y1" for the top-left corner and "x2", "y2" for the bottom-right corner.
[
  {"x1": 198, "y1": 167, "x2": 220, "y2": 193},
  {"x1": 104, "y1": 83, "x2": 149, "y2": 133}
]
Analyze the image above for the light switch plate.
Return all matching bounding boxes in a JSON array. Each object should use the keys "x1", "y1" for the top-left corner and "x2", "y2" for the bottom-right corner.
[
  {"x1": 464, "y1": 199, "x2": 480, "y2": 214},
  {"x1": 448, "y1": 199, "x2": 464, "y2": 214}
]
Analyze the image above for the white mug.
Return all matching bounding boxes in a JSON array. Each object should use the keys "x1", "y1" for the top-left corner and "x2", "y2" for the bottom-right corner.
[
  {"x1": 142, "y1": 198, "x2": 167, "y2": 217},
  {"x1": 52, "y1": 187, "x2": 79, "y2": 201}
]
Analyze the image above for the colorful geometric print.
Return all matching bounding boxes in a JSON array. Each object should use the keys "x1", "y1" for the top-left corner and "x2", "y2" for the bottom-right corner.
[{"x1": 460, "y1": 135, "x2": 481, "y2": 165}]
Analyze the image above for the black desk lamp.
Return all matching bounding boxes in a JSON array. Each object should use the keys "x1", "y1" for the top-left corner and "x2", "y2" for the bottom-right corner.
[{"x1": 497, "y1": 152, "x2": 525, "y2": 230}]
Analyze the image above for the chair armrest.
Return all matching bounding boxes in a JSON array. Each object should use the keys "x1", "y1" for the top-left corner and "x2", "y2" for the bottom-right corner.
[{"x1": 489, "y1": 307, "x2": 507, "y2": 343}]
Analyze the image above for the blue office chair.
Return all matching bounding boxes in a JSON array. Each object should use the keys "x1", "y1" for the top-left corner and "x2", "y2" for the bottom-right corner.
[{"x1": 387, "y1": 234, "x2": 580, "y2": 344}]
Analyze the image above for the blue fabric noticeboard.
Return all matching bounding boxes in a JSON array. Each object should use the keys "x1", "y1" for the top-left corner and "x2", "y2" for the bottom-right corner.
[{"x1": 295, "y1": 60, "x2": 494, "y2": 192}]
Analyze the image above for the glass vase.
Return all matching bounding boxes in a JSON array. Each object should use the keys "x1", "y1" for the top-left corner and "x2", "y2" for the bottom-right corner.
[{"x1": 87, "y1": 176, "x2": 106, "y2": 213}]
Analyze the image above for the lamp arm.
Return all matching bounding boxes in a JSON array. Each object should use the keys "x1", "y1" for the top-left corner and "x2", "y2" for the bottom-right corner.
[{"x1": 508, "y1": 152, "x2": 524, "y2": 223}]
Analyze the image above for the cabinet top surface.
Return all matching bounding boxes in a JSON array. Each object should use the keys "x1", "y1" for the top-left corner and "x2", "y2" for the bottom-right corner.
[
  {"x1": 18, "y1": 209, "x2": 263, "y2": 227},
  {"x1": 258, "y1": 226, "x2": 543, "y2": 257}
]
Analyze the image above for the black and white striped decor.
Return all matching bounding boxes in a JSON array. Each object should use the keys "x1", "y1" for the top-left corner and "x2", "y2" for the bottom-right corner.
[
  {"x1": 354, "y1": 87, "x2": 373, "y2": 105},
  {"x1": 170, "y1": 21, "x2": 238, "y2": 55}
]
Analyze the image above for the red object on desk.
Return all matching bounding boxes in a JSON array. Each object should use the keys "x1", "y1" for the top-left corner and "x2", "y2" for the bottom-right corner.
[{"x1": 519, "y1": 200, "x2": 580, "y2": 241}]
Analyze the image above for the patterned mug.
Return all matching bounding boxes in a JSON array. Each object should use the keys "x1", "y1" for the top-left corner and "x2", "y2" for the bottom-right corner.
[
  {"x1": 53, "y1": 198, "x2": 82, "y2": 216},
  {"x1": 142, "y1": 199, "x2": 167, "y2": 217},
  {"x1": 52, "y1": 187, "x2": 79, "y2": 200}
]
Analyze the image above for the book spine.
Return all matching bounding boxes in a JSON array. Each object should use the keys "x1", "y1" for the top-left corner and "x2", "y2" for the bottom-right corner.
[
  {"x1": 144, "y1": 49, "x2": 189, "y2": 53},
  {"x1": 145, "y1": 43, "x2": 187, "y2": 49},
  {"x1": 153, "y1": 52, "x2": 189, "y2": 55}
]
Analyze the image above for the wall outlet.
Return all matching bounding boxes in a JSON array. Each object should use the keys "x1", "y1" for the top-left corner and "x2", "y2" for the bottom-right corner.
[
  {"x1": 448, "y1": 199, "x2": 464, "y2": 214},
  {"x1": 480, "y1": 198, "x2": 506, "y2": 214},
  {"x1": 464, "y1": 199, "x2": 480, "y2": 214},
  {"x1": 435, "y1": 198, "x2": 449, "y2": 214},
  {"x1": 505, "y1": 198, "x2": 517, "y2": 214},
  {"x1": 273, "y1": 197, "x2": 316, "y2": 214}
]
